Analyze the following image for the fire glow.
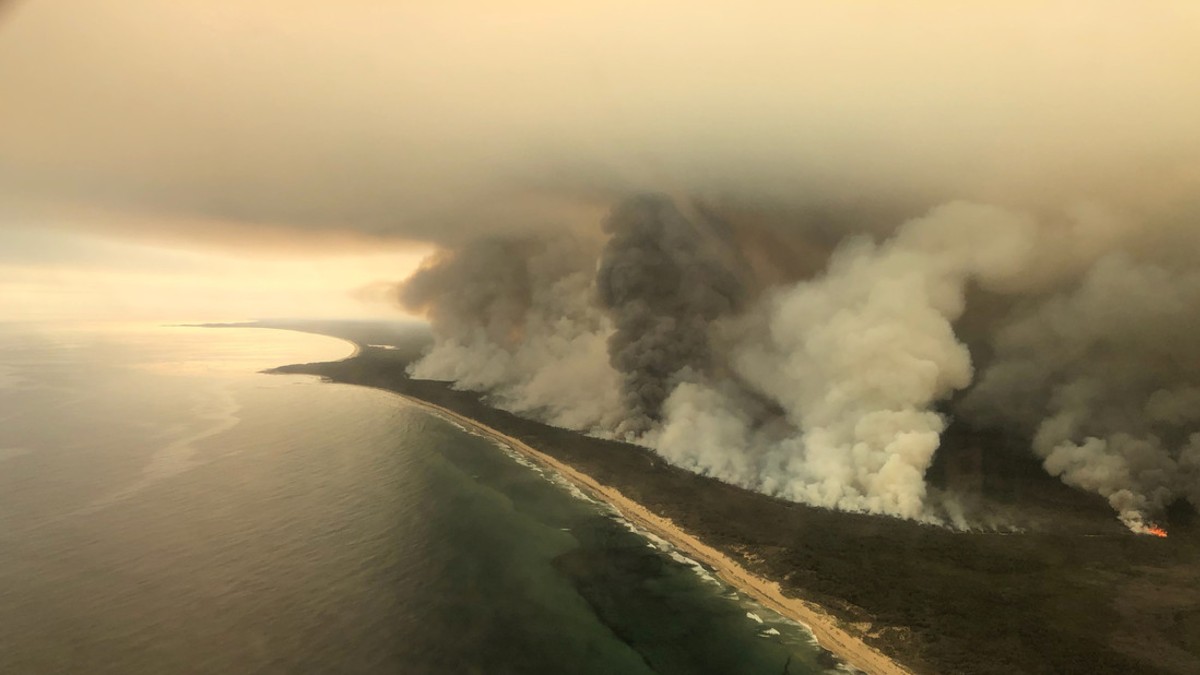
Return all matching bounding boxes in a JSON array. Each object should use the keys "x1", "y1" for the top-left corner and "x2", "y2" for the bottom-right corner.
[{"x1": 1145, "y1": 524, "x2": 1168, "y2": 538}]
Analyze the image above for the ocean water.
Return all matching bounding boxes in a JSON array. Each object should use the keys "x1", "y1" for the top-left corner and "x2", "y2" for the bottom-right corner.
[{"x1": 0, "y1": 323, "x2": 845, "y2": 674}]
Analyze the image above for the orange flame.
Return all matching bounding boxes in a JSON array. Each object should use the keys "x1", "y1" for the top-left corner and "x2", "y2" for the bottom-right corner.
[{"x1": 1145, "y1": 524, "x2": 1168, "y2": 538}]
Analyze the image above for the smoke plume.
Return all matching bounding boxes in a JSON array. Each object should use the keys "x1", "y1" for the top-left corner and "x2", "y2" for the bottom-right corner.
[
  {"x1": 1, "y1": 0, "x2": 1197, "y2": 530},
  {"x1": 400, "y1": 235, "x2": 624, "y2": 431},
  {"x1": 596, "y1": 195, "x2": 745, "y2": 436},
  {"x1": 399, "y1": 194, "x2": 1200, "y2": 530},
  {"x1": 964, "y1": 253, "x2": 1200, "y2": 531},
  {"x1": 644, "y1": 203, "x2": 1038, "y2": 519}
]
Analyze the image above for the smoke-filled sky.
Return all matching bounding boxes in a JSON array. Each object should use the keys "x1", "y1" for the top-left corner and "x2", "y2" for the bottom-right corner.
[
  {"x1": 4, "y1": 1, "x2": 1200, "y2": 526},
  {"x1": 4, "y1": 1, "x2": 1198, "y2": 251}
]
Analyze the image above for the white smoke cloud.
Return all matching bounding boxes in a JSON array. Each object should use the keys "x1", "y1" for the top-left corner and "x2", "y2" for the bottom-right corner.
[{"x1": 646, "y1": 203, "x2": 1038, "y2": 520}]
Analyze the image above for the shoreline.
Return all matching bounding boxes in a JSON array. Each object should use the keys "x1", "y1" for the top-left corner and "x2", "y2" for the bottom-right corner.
[
  {"x1": 391, "y1": 391, "x2": 910, "y2": 675},
  {"x1": 254, "y1": 324, "x2": 1200, "y2": 674}
]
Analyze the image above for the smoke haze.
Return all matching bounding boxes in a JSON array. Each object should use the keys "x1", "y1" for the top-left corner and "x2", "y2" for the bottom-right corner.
[{"x1": 4, "y1": 1, "x2": 1199, "y2": 245}]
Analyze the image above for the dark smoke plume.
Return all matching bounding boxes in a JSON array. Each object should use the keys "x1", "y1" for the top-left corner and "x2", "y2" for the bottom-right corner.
[{"x1": 595, "y1": 194, "x2": 745, "y2": 436}]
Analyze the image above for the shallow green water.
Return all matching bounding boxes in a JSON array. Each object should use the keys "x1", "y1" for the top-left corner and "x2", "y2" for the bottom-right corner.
[{"x1": 0, "y1": 323, "x2": 846, "y2": 674}]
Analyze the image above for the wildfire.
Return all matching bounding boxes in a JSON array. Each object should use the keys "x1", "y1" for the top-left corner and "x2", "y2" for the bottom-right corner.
[{"x1": 1123, "y1": 512, "x2": 1170, "y2": 537}]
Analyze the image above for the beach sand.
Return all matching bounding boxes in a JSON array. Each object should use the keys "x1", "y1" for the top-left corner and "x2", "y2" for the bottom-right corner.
[
  {"x1": 399, "y1": 393, "x2": 911, "y2": 675},
  {"x1": 265, "y1": 326, "x2": 1200, "y2": 675}
]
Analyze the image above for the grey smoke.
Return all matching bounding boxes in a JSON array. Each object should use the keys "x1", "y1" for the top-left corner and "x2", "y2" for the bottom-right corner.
[
  {"x1": 595, "y1": 194, "x2": 745, "y2": 437},
  {"x1": 398, "y1": 194, "x2": 1200, "y2": 531},
  {"x1": 963, "y1": 253, "x2": 1200, "y2": 532},
  {"x1": 401, "y1": 234, "x2": 624, "y2": 431},
  {"x1": 1, "y1": 0, "x2": 1198, "y2": 532}
]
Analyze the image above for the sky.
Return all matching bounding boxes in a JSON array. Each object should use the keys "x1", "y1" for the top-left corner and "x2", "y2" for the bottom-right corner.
[{"x1": 1, "y1": 0, "x2": 1198, "y2": 321}]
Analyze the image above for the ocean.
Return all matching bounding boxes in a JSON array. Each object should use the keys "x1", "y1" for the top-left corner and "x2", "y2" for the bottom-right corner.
[{"x1": 0, "y1": 322, "x2": 846, "y2": 674}]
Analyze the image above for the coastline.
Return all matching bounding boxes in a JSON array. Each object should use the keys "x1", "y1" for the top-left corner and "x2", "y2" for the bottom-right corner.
[
  {"x1": 260, "y1": 325, "x2": 1200, "y2": 675},
  {"x1": 393, "y1": 392, "x2": 909, "y2": 675}
]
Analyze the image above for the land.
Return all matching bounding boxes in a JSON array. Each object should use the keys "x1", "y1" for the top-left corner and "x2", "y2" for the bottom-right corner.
[
  {"x1": 261, "y1": 321, "x2": 1200, "y2": 675},
  {"x1": 382, "y1": 387, "x2": 904, "y2": 675}
]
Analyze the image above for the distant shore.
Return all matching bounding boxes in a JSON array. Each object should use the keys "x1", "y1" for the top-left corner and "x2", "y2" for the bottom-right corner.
[{"x1": 394, "y1": 392, "x2": 906, "y2": 675}]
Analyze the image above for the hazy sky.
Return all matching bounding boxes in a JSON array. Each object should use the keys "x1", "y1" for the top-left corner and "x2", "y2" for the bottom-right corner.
[{"x1": 1, "y1": 0, "x2": 1197, "y2": 320}]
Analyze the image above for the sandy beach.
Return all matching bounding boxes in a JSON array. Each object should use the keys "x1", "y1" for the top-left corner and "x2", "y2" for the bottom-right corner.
[
  {"x1": 397, "y1": 393, "x2": 911, "y2": 675},
  {"x1": 268, "y1": 328, "x2": 1200, "y2": 674}
]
